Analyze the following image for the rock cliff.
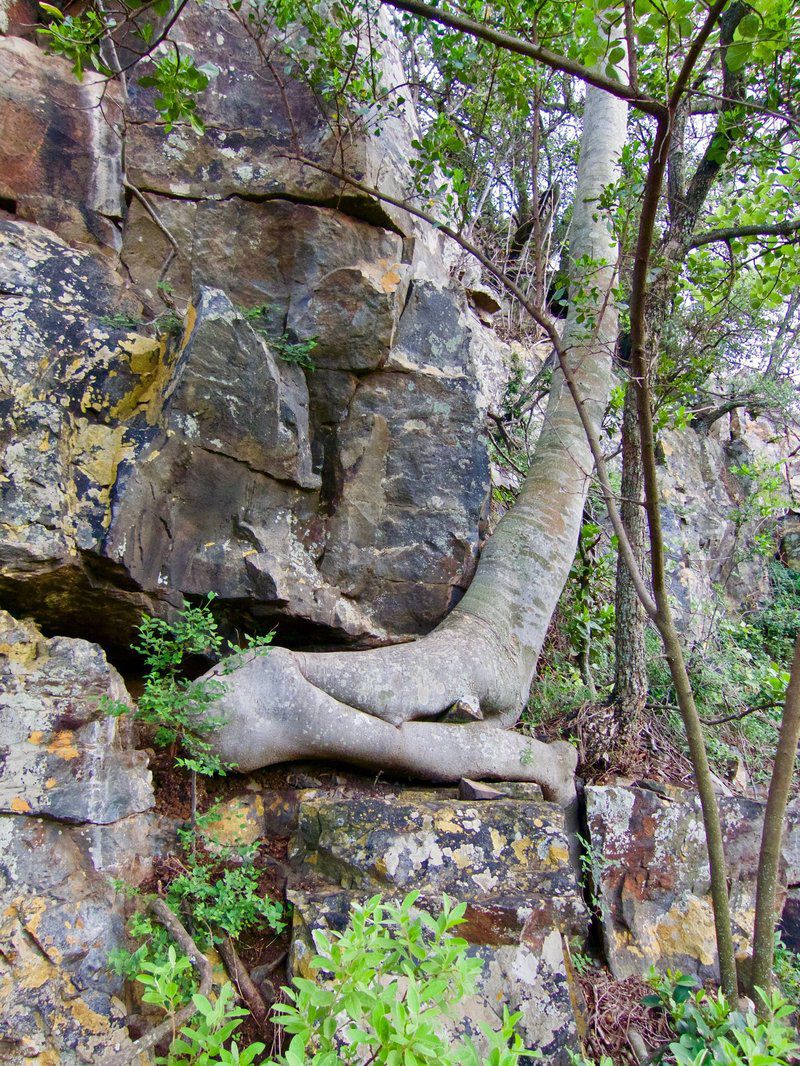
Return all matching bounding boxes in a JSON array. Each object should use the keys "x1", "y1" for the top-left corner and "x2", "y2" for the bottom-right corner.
[{"x1": 0, "y1": 7, "x2": 507, "y2": 654}]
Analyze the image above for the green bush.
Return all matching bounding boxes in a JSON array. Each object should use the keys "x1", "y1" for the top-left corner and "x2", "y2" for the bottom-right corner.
[
  {"x1": 100, "y1": 594, "x2": 273, "y2": 776},
  {"x1": 265, "y1": 891, "x2": 534, "y2": 1066},
  {"x1": 123, "y1": 892, "x2": 534, "y2": 1065},
  {"x1": 644, "y1": 970, "x2": 799, "y2": 1066},
  {"x1": 135, "y1": 948, "x2": 265, "y2": 1065}
]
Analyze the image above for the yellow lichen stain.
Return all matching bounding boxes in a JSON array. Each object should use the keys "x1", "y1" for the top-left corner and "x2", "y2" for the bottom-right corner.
[
  {"x1": 511, "y1": 837, "x2": 531, "y2": 863},
  {"x1": 73, "y1": 420, "x2": 133, "y2": 489},
  {"x1": 450, "y1": 845, "x2": 473, "y2": 870},
  {"x1": 546, "y1": 842, "x2": 570, "y2": 869},
  {"x1": 182, "y1": 300, "x2": 197, "y2": 348},
  {"x1": 27, "y1": 731, "x2": 44, "y2": 745},
  {"x1": 489, "y1": 828, "x2": 506, "y2": 856},
  {"x1": 613, "y1": 928, "x2": 645, "y2": 958},
  {"x1": 22, "y1": 898, "x2": 47, "y2": 939},
  {"x1": 46, "y1": 730, "x2": 79, "y2": 760},
  {"x1": 10, "y1": 797, "x2": 32, "y2": 813},
  {"x1": 67, "y1": 996, "x2": 111, "y2": 1034},
  {"x1": 45, "y1": 778, "x2": 58, "y2": 789},
  {"x1": 19, "y1": 956, "x2": 54, "y2": 991},
  {"x1": 649, "y1": 894, "x2": 716, "y2": 966},
  {"x1": 202, "y1": 795, "x2": 265, "y2": 850},
  {"x1": 0, "y1": 636, "x2": 44, "y2": 667},
  {"x1": 433, "y1": 810, "x2": 462, "y2": 834},
  {"x1": 111, "y1": 334, "x2": 172, "y2": 423},
  {"x1": 380, "y1": 263, "x2": 403, "y2": 293}
]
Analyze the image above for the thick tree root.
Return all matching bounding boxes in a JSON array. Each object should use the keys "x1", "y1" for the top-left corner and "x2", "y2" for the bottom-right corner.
[{"x1": 206, "y1": 644, "x2": 578, "y2": 804}]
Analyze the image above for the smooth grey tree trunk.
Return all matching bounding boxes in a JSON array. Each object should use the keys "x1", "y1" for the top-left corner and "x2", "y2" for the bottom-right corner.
[{"x1": 206, "y1": 83, "x2": 629, "y2": 803}]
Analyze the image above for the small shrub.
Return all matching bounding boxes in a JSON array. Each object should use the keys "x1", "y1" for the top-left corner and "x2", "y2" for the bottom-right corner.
[
  {"x1": 643, "y1": 969, "x2": 800, "y2": 1066},
  {"x1": 264, "y1": 891, "x2": 535, "y2": 1066},
  {"x1": 238, "y1": 304, "x2": 317, "y2": 370},
  {"x1": 774, "y1": 935, "x2": 800, "y2": 1008},
  {"x1": 100, "y1": 594, "x2": 273, "y2": 776},
  {"x1": 133, "y1": 949, "x2": 265, "y2": 1065},
  {"x1": 99, "y1": 311, "x2": 143, "y2": 330}
]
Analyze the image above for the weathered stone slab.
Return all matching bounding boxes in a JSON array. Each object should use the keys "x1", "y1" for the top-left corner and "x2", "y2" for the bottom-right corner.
[
  {"x1": 0, "y1": 611, "x2": 161, "y2": 1064},
  {"x1": 0, "y1": 611, "x2": 153, "y2": 824},
  {"x1": 586, "y1": 784, "x2": 800, "y2": 981},
  {"x1": 291, "y1": 794, "x2": 580, "y2": 908},
  {"x1": 0, "y1": 37, "x2": 123, "y2": 251},
  {"x1": 286, "y1": 789, "x2": 586, "y2": 1061},
  {"x1": 288, "y1": 886, "x2": 580, "y2": 1064}
]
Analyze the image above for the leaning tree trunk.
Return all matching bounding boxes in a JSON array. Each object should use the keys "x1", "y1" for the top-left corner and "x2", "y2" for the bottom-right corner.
[
  {"x1": 206, "y1": 83, "x2": 629, "y2": 803},
  {"x1": 612, "y1": 378, "x2": 648, "y2": 724}
]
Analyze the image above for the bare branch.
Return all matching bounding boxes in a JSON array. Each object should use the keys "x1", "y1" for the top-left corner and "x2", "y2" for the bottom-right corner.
[
  {"x1": 688, "y1": 218, "x2": 800, "y2": 250},
  {"x1": 99, "y1": 898, "x2": 213, "y2": 1066}
]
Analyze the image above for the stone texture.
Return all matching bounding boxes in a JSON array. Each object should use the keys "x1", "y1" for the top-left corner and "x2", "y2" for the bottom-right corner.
[
  {"x1": 287, "y1": 788, "x2": 586, "y2": 1062},
  {"x1": 0, "y1": 0, "x2": 509, "y2": 651},
  {"x1": 0, "y1": 37, "x2": 123, "y2": 252},
  {"x1": 0, "y1": 611, "x2": 161, "y2": 1064},
  {"x1": 586, "y1": 784, "x2": 800, "y2": 981},
  {"x1": 0, "y1": 610, "x2": 153, "y2": 824},
  {"x1": 291, "y1": 794, "x2": 582, "y2": 919},
  {"x1": 1, "y1": 208, "x2": 504, "y2": 649},
  {"x1": 658, "y1": 413, "x2": 800, "y2": 635}
]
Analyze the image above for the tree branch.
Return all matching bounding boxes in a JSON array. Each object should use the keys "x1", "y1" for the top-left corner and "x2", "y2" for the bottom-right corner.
[
  {"x1": 688, "y1": 218, "x2": 800, "y2": 250},
  {"x1": 218, "y1": 936, "x2": 269, "y2": 1029},
  {"x1": 380, "y1": 0, "x2": 665, "y2": 116}
]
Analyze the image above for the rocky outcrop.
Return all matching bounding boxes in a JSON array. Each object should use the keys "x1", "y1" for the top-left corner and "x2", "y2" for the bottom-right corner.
[
  {"x1": 287, "y1": 786, "x2": 587, "y2": 1062},
  {"x1": 0, "y1": 2, "x2": 507, "y2": 652},
  {"x1": 585, "y1": 784, "x2": 800, "y2": 982},
  {"x1": 0, "y1": 36, "x2": 124, "y2": 252},
  {"x1": 659, "y1": 413, "x2": 800, "y2": 636},
  {"x1": 0, "y1": 611, "x2": 161, "y2": 1064}
]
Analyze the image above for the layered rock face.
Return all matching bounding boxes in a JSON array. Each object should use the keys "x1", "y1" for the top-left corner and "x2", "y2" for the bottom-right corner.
[
  {"x1": 0, "y1": 8, "x2": 506, "y2": 652},
  {"x1": 659, "y1": 414, "x2": 800, "y2": 636},
  {"x1": 0, "y1": 611, "x2": 161, "y2": 1063},
  {"x1": 586, "y1": 784, "x2": 800, "y2": 982},
  {"x1": 287, "y1": 784, "x2": 587, "y2": 1062}
]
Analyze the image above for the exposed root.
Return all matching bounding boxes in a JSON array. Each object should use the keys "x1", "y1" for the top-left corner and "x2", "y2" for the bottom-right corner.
[
  {"x1": 99, "y1": 898, "x2": 213, "y2": 1066},
  {"x1": 207, "y1": 643, "x2": 578, "y2": 803}
]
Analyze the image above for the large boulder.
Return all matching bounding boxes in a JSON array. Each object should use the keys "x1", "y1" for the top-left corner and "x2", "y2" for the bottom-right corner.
[
  {"x1": 659, "y1": 412, "x2": 800, "y2": 634},
  {"x1": 1, "y1": 201, "x2": 504, "y2": 649},
  {"x1": 585, "y1": 784, "x2": 800, "y2": 982},
  {"x1": 0, "y1": 0, "x2": 508, "y2": 651},
  {"x1": 0, "y1": 611, "x2": 160, "y2": 1064},
  {"x1": 287, "y1": 787, "x2": 587, "y2": 1063},
  {"x1": 0, "y1": 37, "x2": 123, "y2": 252}
]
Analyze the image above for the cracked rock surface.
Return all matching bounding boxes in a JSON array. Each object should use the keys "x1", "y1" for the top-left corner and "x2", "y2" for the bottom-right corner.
[
  {"x1": 0, "y1": 0, "x2": 508, "y2": 651},
  {"x1": 0, "y1": 610, "x2": 164, "y2": 1064},
  {"x1": 287, "y1": 785, "x2": 588, "y2": 1063}
]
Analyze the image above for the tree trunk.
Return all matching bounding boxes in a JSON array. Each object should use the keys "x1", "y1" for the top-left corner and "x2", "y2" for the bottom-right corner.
[
  {"x1": 611, "y1": 375, "x2": 648, "y2": 731},
  {"x1": 206, "y1": 82, "x2": 629, "y2": 803},
  {"x1": 750, "y1": 632, "x2": 800, "y2": 1008}
]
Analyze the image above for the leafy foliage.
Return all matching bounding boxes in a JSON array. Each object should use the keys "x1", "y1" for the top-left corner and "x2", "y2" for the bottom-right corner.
[
  {"x1": 138, "y1": 50, "x2": 217, "y2": 134},
  {"x1": 110, "y1": 816, "x2": 285, "y2": 1005},
  {"x1": 99, "y1": 595, "x2": 273, "y2": 776},
  {"x1": 643, "y1": 970, "x2": 800, "y2": 1066},
  {"x1": 134, "y1": 949, "x2": 265, "y2": 1065},
  {"x1": 161, "y1": 982, "x2": 265, "y2": 1065},
  {"x1": 239, "y1": 304, "x2": 318, "y2": 370},
  {"x1": 264, "y1": 891, "x2": 535, "y2": 1066}
]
